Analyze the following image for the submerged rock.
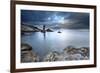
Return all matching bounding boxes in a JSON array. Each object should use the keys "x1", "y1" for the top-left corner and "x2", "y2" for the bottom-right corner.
[{"x1": 21, "y1": 43, "x2": 39, "y2": 62}]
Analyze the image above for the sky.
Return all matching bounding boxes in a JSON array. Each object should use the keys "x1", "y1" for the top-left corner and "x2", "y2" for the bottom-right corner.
[{"x1": 21, "y1": 10, "x2": 89, "y2": 29}]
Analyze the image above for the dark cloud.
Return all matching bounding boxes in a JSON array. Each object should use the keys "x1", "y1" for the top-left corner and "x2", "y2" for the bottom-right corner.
[{"x1": 21, "y1": 10, "x2": 89, "y2": 29}]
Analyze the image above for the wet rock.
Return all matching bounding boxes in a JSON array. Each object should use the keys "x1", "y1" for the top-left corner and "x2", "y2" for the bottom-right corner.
[
  {"x1": 43, "y1": 46, "x2": 89, "y2": 62},
  {"x1": 43, "y1": 51, "x2": 60, "y2": 62},
  {"x1": 63, "y1": 46, "x2": 76, "y2": 54},
  {"x1": 63, "y1": 46, "x2": 89, "y2": 60},
  {"x1": 21, "y1": 44, "x2": 89, "y2": 62},
  {"x1": 21, "y1": 43, "x2": 32, "y2": 51},
  {"x1": 79, "y1": 47, "x2": 89, "y2": 57},
  {"x1": 64, "y1": 53, "x2": 85, "y2": 60},
  {"x1": 21, "y1": 43, "x2": 39, "y2": 62}
]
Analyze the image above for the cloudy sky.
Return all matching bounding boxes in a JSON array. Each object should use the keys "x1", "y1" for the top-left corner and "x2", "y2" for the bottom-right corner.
[{"x1": 21, "y1": 10, "x2": 89, "y2": 29}]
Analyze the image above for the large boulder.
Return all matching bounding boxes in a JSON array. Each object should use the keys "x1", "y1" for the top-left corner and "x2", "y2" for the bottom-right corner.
[
  {"x1": 21, "y1": 43, "x2": 39, "y2": 62},
  {"x1": 21, "y1": 43, "x2": 32, "y2": 51}
]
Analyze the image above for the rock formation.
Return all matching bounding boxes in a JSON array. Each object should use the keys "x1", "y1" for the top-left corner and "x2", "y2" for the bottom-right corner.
[
  {"x1": 21, "y1": 43, "x2": 39, "y2": 62},
  {"x1": 63, "y1": 46, "x2": 89, "y2": 60},
  {"x1": 43, "y1": 51, "x2": 60, "y2": 61},
  {"x1": 21, "y1": 44, "x2": 89, "y2": 62},
  {"x1": 43, "y1": 46, "x2": 89, "y2": 62}
]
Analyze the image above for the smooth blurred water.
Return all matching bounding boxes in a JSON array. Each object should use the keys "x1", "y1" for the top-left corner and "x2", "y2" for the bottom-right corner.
[{"x1": 21, "y1": 29, "x2": 89, "y2": 59}]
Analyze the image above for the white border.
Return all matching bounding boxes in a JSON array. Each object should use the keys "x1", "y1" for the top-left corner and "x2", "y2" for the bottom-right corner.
[{"x1": 16, "y1": 4, "x2": 94, "y2": 69}]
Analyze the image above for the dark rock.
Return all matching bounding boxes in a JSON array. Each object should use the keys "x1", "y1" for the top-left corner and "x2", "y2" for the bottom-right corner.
[
  {"x1": 21, "y1": 43, "x2": 39, "y2": 62},
  {"x1": 21, "y1": 43, "x2": 32, "y2": 51},
  {"x1": 43, "y1": 51, "x2": 60, "y2": 61},
  {"x1": 46, "y1": 28, "x2": 53, "y2": 32},
  {"x1": 79, "y1": 47, "x2": 89, "y2": 57},
  {"x1": 58, "y1": 31, "x2": 61, "y2": 33},
  {"x1": 63, "y1": 46, "x2": 76, "y2": 54},
  {"x1": 63, "y1": 46, "x2": 89, "y2": 60},
  {"x1": 21, "y1": 44, "x2": 89, "y2": 62}
]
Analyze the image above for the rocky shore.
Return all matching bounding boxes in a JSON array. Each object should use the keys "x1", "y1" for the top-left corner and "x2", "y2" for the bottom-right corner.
[
  {"x1": 44, "y1": 46, "x2": 89, "y2": 62},
  {"x1": 21, "y1": 43, "x2": 39, "y2": 62},
  {"x1": 21, "y1": 44, "x2": 89, "y2": 63}
]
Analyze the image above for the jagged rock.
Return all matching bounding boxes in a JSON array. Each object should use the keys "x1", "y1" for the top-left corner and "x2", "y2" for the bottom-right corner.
[
  {"x1": 79, "y1": 47, "x2": 89, "y2": 57},
  {"x1": 43, "y1": 46, "x2": 89, "y2": 62},
  {"x1": 43, "y1": 51, "x2": 60, "y2": 62},
  {"x1": 63, "y1": 46, "x2": 89, "y2": 60},
  {"x1": 63, "y1": 46, "x2": 76, "y2": 54},
  {"x1": 21, "y1": 43, "x2": 39, "y2": 62},
  {"x1": 21, "y1": 44, "x2": 89, "y2": 62}
]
